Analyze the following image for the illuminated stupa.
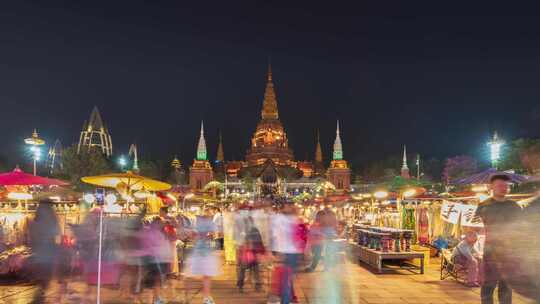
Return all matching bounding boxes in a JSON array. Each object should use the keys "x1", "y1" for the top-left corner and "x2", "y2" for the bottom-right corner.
[
  {"x1": 189, "y1": 121, "x2": 213, "y2": 190},
  {"x1": 245, "y1": 65, "x2": 294, "y2": 167},
  {"x1": 77, "y1": 106, "x2": 113, "y2": 157},
  {"x1": 327, "y1": 120, "x2": 351, "y2": 191}
]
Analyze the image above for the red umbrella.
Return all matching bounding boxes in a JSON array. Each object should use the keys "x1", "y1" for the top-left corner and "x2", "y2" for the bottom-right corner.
[{"x1": 0, "y1": 167, "x2": 69, "y2": 186}]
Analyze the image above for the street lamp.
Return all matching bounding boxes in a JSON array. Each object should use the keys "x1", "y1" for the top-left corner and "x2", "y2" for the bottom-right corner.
[
  {"x1": 24, "y1": 129, "x2": 45, "y2": 175},
  {"x1": 487, "y1": 132, "x2": 504, "y2": 169},
  {"x1": 118, "y1": 155, "x2": 127, "y2": 172}
]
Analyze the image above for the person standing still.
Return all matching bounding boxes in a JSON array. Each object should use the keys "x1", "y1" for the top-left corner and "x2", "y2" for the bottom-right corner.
[{"x1": 474, "y1": 174, "x2": 522, "y2": 304}]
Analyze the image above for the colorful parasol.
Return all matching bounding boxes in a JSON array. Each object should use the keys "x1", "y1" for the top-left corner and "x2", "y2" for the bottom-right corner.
[
  {"x1": 453, "y1": 168, "x2": 531, "y2": 186},
  {"x1": 0, "y1": 167, "x2": 69, "y2": 186},
  {"x1": 81, "y1": 171, "x2": 171, "y2": 191}
]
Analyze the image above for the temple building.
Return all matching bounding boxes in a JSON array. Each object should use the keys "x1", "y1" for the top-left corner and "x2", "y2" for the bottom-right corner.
[
  {"x1": 327, "y1": 121, "x2": 351, "y2": 191},
  {"x1": 245, "y1": 65, "x2": 295, "y2": 168},
  {"x1": 189, "y1": 121, "x2": 214, "y2": 190},
  {"x1": 186, "y1": 65, "x2": 352, "y2": 197},
  {"x1": 77, "y1": 106, "x2": 113, "y2": 157}
]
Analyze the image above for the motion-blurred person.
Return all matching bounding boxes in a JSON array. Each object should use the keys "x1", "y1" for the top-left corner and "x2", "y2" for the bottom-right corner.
[
  {"x1": 213, "y1": 208, "x2": 224, "y2": 250},
  {"x1": 452, "y1": 231, "x2": 481, "y2": 287},
  {"x1": 474, "y1": 175, "x2": 521, "y2": 304},
  {"x1": 305, "y1": 212, "x2": 324, "y2": 272},
  {"x1": 160, "y1": 207, "x2": 179, "y2": 276},
  {"x1": 270, "y1": 201, "x2": 303, "y2": 304},
  {"x1": 236, "y1": 216, "x2": 265, "y2": 293},
  {"x1": 142, "y1": 217, "x2": 171, "y2": 304},
  {"x1": 28, "y1": 199, "x2": 60, "y2": 303},
  {"x1": 185, "y1": 208, "x2": 221, "y2": 304}
]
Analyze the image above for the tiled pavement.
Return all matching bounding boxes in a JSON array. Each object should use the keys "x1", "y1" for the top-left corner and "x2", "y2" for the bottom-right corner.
[{"x1": 0, "y1": 256, "x2": 534, "y2": 304}]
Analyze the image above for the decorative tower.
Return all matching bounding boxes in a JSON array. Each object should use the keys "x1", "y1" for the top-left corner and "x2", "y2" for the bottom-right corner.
[
  {"x1": 214, "y1": 131, "x2": 226, "y2": 179},
  {"x1": 216, "y1": 132, "x2": 224, "y2": 163},
  {"x1": 245, "y1": 64, "x2": 294, "y2": 167},
  {"x1": 401, "y1": 145, "x2": 410, "y2": 179},
  {"x1": 171, "y1": 155, "x2": 186, "y2": 185},
  {"x1": 189, "y1": 121, "x2": 213, "y2": 190},
  {"x1": 327, "y1": 121, "x2": 351, "y2": 191},
  {"x1": 77, "y1": 106, "x2": 113, "y2": 157},
  {"x1": 313, "y1": 130, "x2": 325, "y2": 176}
]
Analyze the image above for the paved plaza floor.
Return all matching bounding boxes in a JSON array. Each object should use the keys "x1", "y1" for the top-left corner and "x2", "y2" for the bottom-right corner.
[{"x1": 0, "y1": 256, "x2": 534, "y2": 304}]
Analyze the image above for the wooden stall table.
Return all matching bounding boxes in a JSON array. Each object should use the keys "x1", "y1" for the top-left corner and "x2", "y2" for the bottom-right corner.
[{"x1": 352, "y1": 243, "x2": 425, "y2": 274}]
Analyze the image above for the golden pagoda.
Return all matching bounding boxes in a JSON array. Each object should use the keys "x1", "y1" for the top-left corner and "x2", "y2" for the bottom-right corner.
[{"x1": 245, "y1": 64, "x2": 294, "y2": 167}]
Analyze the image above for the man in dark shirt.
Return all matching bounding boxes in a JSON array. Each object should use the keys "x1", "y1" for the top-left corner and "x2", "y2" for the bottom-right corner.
[{"x1": 474, "y1": 174, "x2": 522, "y2": 304}]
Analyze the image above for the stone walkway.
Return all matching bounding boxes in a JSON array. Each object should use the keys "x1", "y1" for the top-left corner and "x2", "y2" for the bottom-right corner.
[{"x1": 0, "y1": 257, "x2": 534, "y2": 303}]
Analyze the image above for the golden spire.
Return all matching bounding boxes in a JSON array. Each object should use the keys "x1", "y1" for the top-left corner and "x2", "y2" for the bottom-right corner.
[
  {"x1": 261, "y1": 63, "x2": 279, "y2": 120},
  {"x1": 315, "y1": 130, "x2": 323, "y2": 163},
  {"x1": 216, "y1": 131, "x2": 224, "y2": 162}
]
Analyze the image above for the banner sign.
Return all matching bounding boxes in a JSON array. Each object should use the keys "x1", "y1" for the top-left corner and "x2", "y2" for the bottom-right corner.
[{"x1": 440, "y1": 201, "x2": 483, "y2": 227}]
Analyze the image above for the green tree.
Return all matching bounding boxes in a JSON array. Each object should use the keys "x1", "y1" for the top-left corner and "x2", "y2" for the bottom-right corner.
[
  {"x1": 499, "y1": 138, "x2": 540, "y2": 174},
  {"x1": 442, "y1": 155, "x2": 477, "y2": 184},
  {"x1": 55, "y1": 145, "x2": 112, "y2": 190}
]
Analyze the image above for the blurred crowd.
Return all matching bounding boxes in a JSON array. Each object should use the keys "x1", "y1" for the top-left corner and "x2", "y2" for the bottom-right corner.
[{"x1": 24, "y1": 199, "x2": 349, "y2": 304}]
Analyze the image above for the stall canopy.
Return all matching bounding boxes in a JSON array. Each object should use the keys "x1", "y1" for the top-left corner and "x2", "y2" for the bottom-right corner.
[
  {"x1": 453, "y1": 168, "x2": 531, "y2": 186},
  {"x1": 81, "y1": 171, "x2": 171, "y2": 191},
  {"x1": 0, "y1": 167, "x2": 69, "y2": 186}
]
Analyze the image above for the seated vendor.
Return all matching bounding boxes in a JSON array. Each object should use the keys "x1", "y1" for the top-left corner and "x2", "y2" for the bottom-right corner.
[{"x1": 452, "y1": 231, "x2": 481, "y2": 287}]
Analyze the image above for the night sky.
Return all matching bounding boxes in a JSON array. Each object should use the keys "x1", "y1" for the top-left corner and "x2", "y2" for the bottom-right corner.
[{"x1": 2, "y1": 1, "x2": 540, "y2": 171}]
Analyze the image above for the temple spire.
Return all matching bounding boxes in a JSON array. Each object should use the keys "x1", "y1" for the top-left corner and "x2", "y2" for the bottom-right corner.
[
  {"x1": 333, "y1": 120, "x2": 343, "y2": 160},
  {"x1": 261, "y1": 63, "x2": 279, "y2": 120},
  {"x1": 402, "y1": 145, "x2": 408, "y2": 170},
  {"x1": 216, "y1": 131, "x2": 224, "y2": 162},
  {"x1": 315, "y1": 130, "x2": 323, "y2": 163},
  {"x1": 196, "y1": 121, "x2": 207, "y2": 160},
  {"x1": 401, "y1": 145, "x2": 410, "y2": 179}
]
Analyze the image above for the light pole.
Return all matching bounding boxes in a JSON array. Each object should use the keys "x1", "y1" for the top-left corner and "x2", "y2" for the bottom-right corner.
[
  {"x1": 118, "y1": 155, "x2": 127, "y2": 172},
  {"x1": 24, "y1": 129, "x2": 45, "y2": 175},
  {"x1": 487, "y1": 132, "x2": 504, "y2": 169}
]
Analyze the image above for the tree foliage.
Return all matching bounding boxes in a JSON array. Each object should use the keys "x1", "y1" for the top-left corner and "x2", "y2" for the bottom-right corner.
[
  {"x1": 499, "y1": 138, "x2": 540, "y2": 174},
  {"x1": 442, "y1": 155, "x2": 478, "y2": 184},
  {"x1": 54, "y1": 145, "x2": 112, "y2": 190}
]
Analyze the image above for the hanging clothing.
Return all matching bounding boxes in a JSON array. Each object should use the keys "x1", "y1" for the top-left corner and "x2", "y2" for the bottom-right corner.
[
  {"x1": 402, "y1": 207, "x2": 416, "y2": 242},
  {"x1": 417, "y1": 207, "x2": 430, "y2": 245}
]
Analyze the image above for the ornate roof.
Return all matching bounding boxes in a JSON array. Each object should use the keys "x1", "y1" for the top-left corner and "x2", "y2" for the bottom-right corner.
[
  {"x1": 261, "y1": 64, "x2": 279, "y2": 120},
  {"x1": 246, "y1": 65, "x2": 294, "y2": 167}
]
